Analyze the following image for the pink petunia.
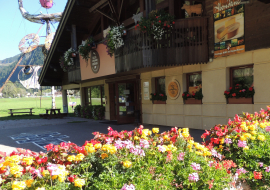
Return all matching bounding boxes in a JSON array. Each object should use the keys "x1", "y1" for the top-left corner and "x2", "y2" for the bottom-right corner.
[
  {"x1": 265, "y1": 126, "x2": 270, "y2": 132},
  {"x1": 191, "y1": 163, "x2": 201, "y2": 171},
  {"x1": 238, "y1": 140, "x2": 247, "y2": 148},
  {"x1": 188, "y1": 173, "x2": 199, "y2": 182},
  {"x1": 177, "y1": 152, "x2": 185, "y2": 161}
]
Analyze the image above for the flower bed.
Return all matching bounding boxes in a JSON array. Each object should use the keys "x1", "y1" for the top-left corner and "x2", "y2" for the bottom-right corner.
[
  {"x1": 0, "y1": 126, "x2": 235, "y2": 190},
  {"x1": 202, "y1": 106, "x2": 270, "y2": 189}
]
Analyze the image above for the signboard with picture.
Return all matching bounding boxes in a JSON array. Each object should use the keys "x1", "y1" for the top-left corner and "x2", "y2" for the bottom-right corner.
[{"x1": 213, "y1": 0, "x2": 245, "y2": 58}]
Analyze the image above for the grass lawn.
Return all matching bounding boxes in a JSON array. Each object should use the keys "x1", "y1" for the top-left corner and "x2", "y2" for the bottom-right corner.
[{"x1": 0, "y1": 97, "x2": 81, "y2": 120}]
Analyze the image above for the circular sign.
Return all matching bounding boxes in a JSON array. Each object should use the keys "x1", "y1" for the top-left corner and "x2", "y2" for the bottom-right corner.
[
  {"x1": 91, "y1": 50, "x2": 100, "y2": 73},
  {"x1": 168, "y1": 80, "x2": 181, "y2": 99}
]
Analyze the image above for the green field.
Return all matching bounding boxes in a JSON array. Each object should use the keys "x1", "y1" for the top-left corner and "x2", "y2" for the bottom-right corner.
[{"x1": 0, "y1": 97, "x2": 81, "y2": 120}]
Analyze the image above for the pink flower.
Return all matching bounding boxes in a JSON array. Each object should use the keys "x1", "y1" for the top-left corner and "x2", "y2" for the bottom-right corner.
[
  {"x1": 140, "y1": 139, "x2": 150, "y2": 149},
  {"x1": 242, "y1": 89, "x2": 246, "y2": 92},
  {"x1": 265, "y1": 126, "x2": 270, "y2": 132},
  {"x1": 188, "y1": 173, "x2": 199, "y2": 182},
  {"x1": 236, "y1": 168, "x2": 248, "y2": 175},
  {"x1": 238, "y1": 140, "x2": 247, "y2": 148},
  {"x1": 191, "y1": 163, "x2": 201, "y2": 171},
  {"x1": 157, "y1": 145, "x2": 166, "y2": 152},
  {"x1": 225, "y1": 138, "x2": 232, "y2": 144},
  {"x1": 121, "y1": 184, "x2": 135, "y2": 190},
  {"x1": 265, "y1": 166, "x2": 270, "y2": 172},
  {"x1": 259, "y1": 162, "x2": 264, "y2": 167},
  {"x1": 177, "y1": 152, "x2": 185, "y2": 161}
]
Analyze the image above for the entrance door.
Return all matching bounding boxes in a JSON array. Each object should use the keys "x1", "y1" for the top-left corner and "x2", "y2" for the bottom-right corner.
[{"x1": 116, "y1": 81, "x2": 137, "y2": 124}]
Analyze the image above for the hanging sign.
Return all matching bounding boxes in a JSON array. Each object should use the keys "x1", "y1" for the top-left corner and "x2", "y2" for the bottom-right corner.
[
  {"x1": 143, "y1": 82, "x2": 150, "y2": 100},
  {"x1": 168, "y1": 80, "x2": 181, "y2": 100},
  {"x1": 91, "y1": 50, "x2": 100, "y2": 73},
  {"x1": 213, "y1": 0, "x2": 245, "y2": 58}
]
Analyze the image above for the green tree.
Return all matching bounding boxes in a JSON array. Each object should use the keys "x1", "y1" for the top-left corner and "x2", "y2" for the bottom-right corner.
[{"x1": 2, "y1": 81, "x2": 17, "y2": 98}]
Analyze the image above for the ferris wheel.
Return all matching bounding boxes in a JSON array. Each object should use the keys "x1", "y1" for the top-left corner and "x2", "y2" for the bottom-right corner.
[{"x1": 0, "y1": 0, "x2": 63, "y2": 93}]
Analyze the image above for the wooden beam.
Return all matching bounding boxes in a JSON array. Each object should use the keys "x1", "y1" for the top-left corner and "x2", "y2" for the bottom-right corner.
[
  {"x1": 96, "y1": 9, "x2": 116, "y2": 22},
  {"x1": 169, "y1": 0, "x2": 174, "y2": 16},
  {"x1": 89, "y1": 0, "x2": 108, "y2": 13},
  {"x1": 108, "y1": 0, "x2": 120, "y2": 25},
  {"x1": 140, "y1": 0, "x2": 145, "y2": 15}
]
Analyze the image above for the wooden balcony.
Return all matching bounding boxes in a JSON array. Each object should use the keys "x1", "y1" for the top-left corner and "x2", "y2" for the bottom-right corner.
[
  {"x1": 115, "y1": 17, "x2": 208, "y2": 73},
  {"x1": 68, "y1": 58, "x2": 81, "y2": 83}
]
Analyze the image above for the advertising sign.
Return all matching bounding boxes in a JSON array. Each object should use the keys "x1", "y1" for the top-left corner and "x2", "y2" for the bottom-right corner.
[{"x1": 213, "y1": 0, "x2": 245, "y2": 58}]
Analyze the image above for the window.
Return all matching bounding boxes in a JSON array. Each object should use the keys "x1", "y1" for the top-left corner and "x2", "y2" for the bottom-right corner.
[
  {"x1": 186, "y1": 72, "x2": 202, "y2": 95},
  {"x1": 85, "y1": 85, "x2": 105, "y2": 106},
  {"x1": 230, "y1": 65, "x2": 253, "y2": 89},
  {"x1": 155, "y1": 77, "x2": 166, "y2": 94}
]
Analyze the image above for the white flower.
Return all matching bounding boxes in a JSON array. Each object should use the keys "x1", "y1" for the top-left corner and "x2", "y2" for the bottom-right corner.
[{"x1": 81, "y1": 40, "x2": 86, "y2": 46}]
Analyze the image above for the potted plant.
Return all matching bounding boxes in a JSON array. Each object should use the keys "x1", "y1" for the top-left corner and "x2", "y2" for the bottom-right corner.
[
  {"x1": 136, "y1": 9, "x2": 175, "y2": 40},
  {"x1": 224, "y1": 84, "x2": 255, "y2": 104},
  {"x1": 150, "y1": 92, "x2": 167, "y2": 104},
  {"x1": 104, "y1": 24, "x2": 125, "y2": 57},
  {"x1": 182, "y1": 88, "x2": 203, "y2": 104},
  {"x1": 59, "y1": 48, "x2": 76, "y2": 72},
  {"x1": 78, "y1": 36, "x2": 96, "y2": 61}
]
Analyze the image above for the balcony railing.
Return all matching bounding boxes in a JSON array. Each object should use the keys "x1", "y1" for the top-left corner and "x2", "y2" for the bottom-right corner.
[
  {"x1": 115, "y1": 17, "x2": 208, "y2": 73},
  {"x1": 68, "y1": 57, "x2": 81, "y2": 83}
]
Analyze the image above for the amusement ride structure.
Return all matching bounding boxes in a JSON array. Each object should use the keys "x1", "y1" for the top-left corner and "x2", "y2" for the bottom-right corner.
[{"x1": 0, "y1": 0, "x2": 63, "y2": 108}]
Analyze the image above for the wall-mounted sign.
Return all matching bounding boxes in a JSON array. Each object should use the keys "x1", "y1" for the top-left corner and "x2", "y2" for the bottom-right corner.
[
  {"x1": 168, "y1": 80, "x2": 180, "y2": 100},
  {"x1": 143, "y1": 82, "x2": 149, "y2": 100},
  {"x1": 213, "y1": 0, "x2": 245, "y2": 58},
  {"x1": 91, "y1": 50, "x2": 100, "y2": 73}
]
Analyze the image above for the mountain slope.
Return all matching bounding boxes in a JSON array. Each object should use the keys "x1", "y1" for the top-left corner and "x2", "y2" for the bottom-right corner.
[{"x1": 0, "y1": 46, "x2": 44, "y2": 88}]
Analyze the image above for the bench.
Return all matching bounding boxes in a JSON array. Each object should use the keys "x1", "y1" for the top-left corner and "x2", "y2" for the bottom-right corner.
[
  {"x1": 39, "y1": 109, "x2": 67, "y2": 119},
  {"x1": 8, "y1": 108, "x2": 34, "y2": 116}
]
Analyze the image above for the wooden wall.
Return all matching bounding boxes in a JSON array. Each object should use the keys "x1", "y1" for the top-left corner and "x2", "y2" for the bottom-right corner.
[{"x1": 205, "y1": 0, "x2": 270, "y2": 58}]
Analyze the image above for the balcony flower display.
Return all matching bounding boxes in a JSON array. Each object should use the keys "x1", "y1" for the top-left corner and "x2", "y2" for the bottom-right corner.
[
  {"x1": 224, "y1": 84, "x2": 255, "y2": 99},
  {"x1": 150, "y1": 92, "x2": 167, "y2": 103},
  {"x1": 202, "y1": 106, "x2": 270, "y2": 189},
  {"x1": 59, "y1": 48, "x2": 76, "y2": 72},
  {"x1": 78, "y1": 36, "x2": 96, "y2": 61},
  {"x1": 0, "y1": 126, "x2": 235, "y2": 190},
  {"x1": 104, "y1": 24, "x2": 125, "y2": 57},
  {"x1": 136, "y1": 10, "x2": 175, "y2": 40},
  {"x1": 182, "y1": 88, "x2": 203, "y2": 100}
]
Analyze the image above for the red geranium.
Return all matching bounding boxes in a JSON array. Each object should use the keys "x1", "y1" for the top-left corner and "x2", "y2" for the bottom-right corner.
[
  {"x1": 249, "y1": 87, "x2": 253, "y2": 91},
  {"x1": 229, "y1": 87, "x2": 232, "y2": 90},
  {"x1": 232, "y1": 93, "x2": 236, "y2": 97},
  {"x1": 253, "y1": 171, "x2": 262, "y2": 179}
]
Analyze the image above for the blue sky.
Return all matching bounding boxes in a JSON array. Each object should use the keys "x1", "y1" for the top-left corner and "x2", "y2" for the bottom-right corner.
[{"x1": 0, "y1": 0, "x2": 68, "y2": 60}]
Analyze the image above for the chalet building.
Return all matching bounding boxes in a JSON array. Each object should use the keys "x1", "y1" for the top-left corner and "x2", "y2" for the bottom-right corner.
[{"x1": 39, "y1": 0, "x2": 270, "y2": 129}]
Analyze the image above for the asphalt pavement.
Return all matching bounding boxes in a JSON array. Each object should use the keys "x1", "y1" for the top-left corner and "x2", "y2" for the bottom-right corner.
[{"x1": 0, "y1": 118, "x2": 205, "y2": 154}]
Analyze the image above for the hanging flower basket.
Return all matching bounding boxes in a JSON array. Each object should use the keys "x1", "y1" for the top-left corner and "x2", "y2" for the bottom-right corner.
[
  {"x1": 78, "y1": 36, "x2": 96, "y2": 61},
  {"x1": 59, "y1": 48, "x2": 76, "y2": 72}
]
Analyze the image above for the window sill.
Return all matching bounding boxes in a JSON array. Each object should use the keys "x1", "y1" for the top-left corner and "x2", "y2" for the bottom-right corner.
[
  {"x1": 184, "y1": 98, "x2": 202, "y2": 104},
  {"x1": 152, "y1": 100, "x2": 166, "y2": 104},
  {"x1": 227, "y1": 97, "x2": 253, "y2": 104}
]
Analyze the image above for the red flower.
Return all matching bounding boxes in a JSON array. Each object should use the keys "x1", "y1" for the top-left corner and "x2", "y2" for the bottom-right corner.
[
  {"x1": 224, "y1": 91, "x2": 228, "y2": 94},
  {"x1": 42, "y1": 157, "x2": 48, "y2": 163},
  {"x1": 232, "y1": 93, "x2": 236, "y2": 97},
  {"x1": 154, "y1": 93, "x2": 156, "y2": 96},
  {"x1": 159, "y1": 20, "x2": 161, "y2": 23},
  {"x1": 172, "y1": 21, "x2": 175, "y2": 24},
  {"x1": 182, "y1": 93, "x2": 185, "y2": 97},
  {"x1": 249, "y1": 87, "x2": 253, "y2": 91},
  {"x1": 236, "y1": 84, "x2": 239, "y2": 86},
  {"x1": 192, "y1": 93, "x2": 195, "y2": 96},
  {"x1": 229, "y1": 87, "x2": 232, "y2": 90},
  {"x1": 45, "y1": 144, "x2": 54, "y2": 151},
  {"x1": 135, "y1": 26, "x2": 137, "y2": 30},
  {"x1": 253, "y1": 171, "x2": 262, "y2": 179},
  {"x1": 215, "y1": 163, "x2": 222, "y2": 170},
  {"x1": 156, "y1": 16, "x2": 159, "y2": 19},
  {"x1": 201, "y1": 130, "x2": 210, "y2": 139},
  {"x1": 239, "y1": 90, "x2": 242, "y2": 92},
  {"x1": 68, "y1": 176, "x2": 74, "y2": 182},
  {"x1": 167, "y1": 25, "x2": 170, "y2": 28},
  {"x1": 186, "y1": 94, "x2": 190, "y2": 97}
]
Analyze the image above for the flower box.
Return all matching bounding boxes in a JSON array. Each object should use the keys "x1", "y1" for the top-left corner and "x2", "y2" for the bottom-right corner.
[
  {"x1": 152, "y1": 100, "x2": 166, "y2": 104},
  {"x1": 227, "y1": 97, "x2": 253, "y2": 104},
  {"x1": 184, "y1": 98, "x2": 202, "y2": 104}
]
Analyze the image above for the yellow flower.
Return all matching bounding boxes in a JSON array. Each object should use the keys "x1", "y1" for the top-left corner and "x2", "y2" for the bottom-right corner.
[
  {"x1": 74, "y1": 178, "x2": 85, "y2": 188},
  {"x1": 188, "y1": 140, "x2": 194, "y2": 145},
  {"x1": 10, "y1": 165, "x2": 23, "y2": 177},
  {"x1": 67, "y1": 155, "x2": 76, "y2": 162},
  {"x1": 142, "y1": 129, "x2": 149, "y2": 136},
  {"x1": 152, "y1": 128, "x2": 159, "y2": 134},
  {"x1": 195, "y1": 151, "x2": 203, "y2": 156},
  {"x1": 134, "y1": 136, "x2": 139, "y2": 140},
  {"x1": 250, "y1": 131, "x2": 257, "y2": 135},
  {"x1": 243, "y1": 133, "x2": 251, "y2": 139},
  {"x1": 219, "y1": 138, "x2": 225, "y2": 144},
  {"x1": 51, "y1": 175, "x2": 58, "y2": 180},
  {"x1": 259, "y1": 123, "x2": 266, "y2": 129},
  {"x1": 148, "y1": 131, "x2": 152, "y2": 136},
  {"x1": 86, "y1": 143, "x2": 93, "y2": 147},
  {"x1": 243, "y1": 146, "x2": 249, "y2": 150},
  {"x1": 12, "y1": 181, "x2": 26, "y2": 190},
  {"x1": 250, "y1": 136, "x2": 256, "y2": 140},
  {"x1": 153, "y1": 142, "x2": 156, "y2": 146},
  {"x1": 123, "y1": 160, "x2": 132, "y2": 168},
  {"x1": 101, "y1": 153, "x2": 108, "y2": 159},
  {"x1": 217, "y1": 145, "x2": 223, "y2": 151},
  {"x1": 258, "y1": 135, "x2": 266, "y2": 141},
  {"x1": 178, "y1": 129, "x2": 182, "y2": 133},
  {"x1": 163, "y1": 135, "x2": 169, "y2": 140},
  {"x1": 240, "y1": 122, "x2": 248, "y2": 131},
  {"x1": 248, "y1": 124, "x2": 256, "y2": 131},
  {"x1": 42, "y1": 170, "x2": 50, "y2": 176},
  {"x1": 108, "y1": 146, "x2": 117, "y2": 154},
  {"x1": 94, "y1": 143, "x2": 102, "y2": 149},
  {"x1": 22, "y1": 157, "x2": 34, "y2": 165},
  {"x1": 86, "y1": 146, "x2": 96, "y2": 153},
  {"x1": 75, "y1": 153, "x2": 85, "y2": 162},
  {"x1": 167, "y1": 144, "x2": 177, "y2": 152},
  {"x1": 240, "y1": 136, "x2": 247, "y2": 141},
  {"x1": 25, "y1": 179, "x2": 34, "y2": 187},
  {"x1": 58, "y1": 174, "x2": 66, "y2": 182}
]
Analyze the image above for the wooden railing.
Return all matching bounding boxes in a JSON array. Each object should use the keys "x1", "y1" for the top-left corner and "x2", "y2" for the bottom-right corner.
[
  {"x1": 115, "y1": 17, "x2": 208, "y2": 73},
  {"x1": 68, "y1": 57, "x2": 81, "y2": 83}
]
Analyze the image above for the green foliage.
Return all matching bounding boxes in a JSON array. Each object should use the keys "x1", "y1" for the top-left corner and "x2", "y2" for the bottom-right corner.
[
  {"x1": 224, "y1": 84, "x2": 255, "y2": 99},
  {"x1": 74, "y1": 105, "x2": 82, "y2": 117},
  {"x1": 137, "y1": 10, "x2": 174, "y2": 40},
  {"x1": 150, "y1": 92, "x2": 167, "y2": 101},
  {"x1": 80, "y1": 105, "x2": 105, "y2": 120},
  {"x1": 182, "y1": 88, "x2": 203, "y2": 100},
  {"x1": 78, "y1": 37, "x2": 95, "y2": 61}
]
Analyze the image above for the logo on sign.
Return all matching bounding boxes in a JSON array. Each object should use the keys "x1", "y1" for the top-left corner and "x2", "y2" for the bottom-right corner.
[{"x1": 91, "y1": 50, "x2": 100, "y2": 73}]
